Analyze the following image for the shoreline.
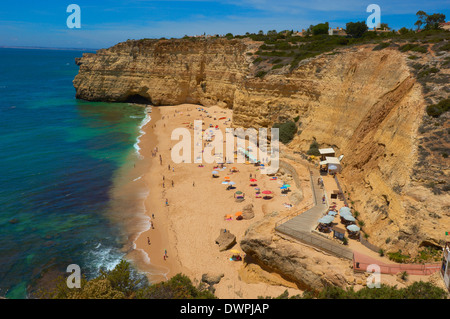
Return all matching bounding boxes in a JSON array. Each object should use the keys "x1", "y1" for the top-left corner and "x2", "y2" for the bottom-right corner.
[{"x1": 125, "y1": 105, "x2": 183, "y2": 282}]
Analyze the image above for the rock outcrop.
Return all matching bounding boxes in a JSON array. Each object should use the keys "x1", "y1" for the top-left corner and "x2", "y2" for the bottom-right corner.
[
  {"x1": 240, "y1": 213, "x2": 354, "y2": 291},
  {"x1": 215, "y1": 229, "x2": 236, "y2": 251},
  {"x1": 73, "y1": 37, "x2": 449, "y2": 256}
]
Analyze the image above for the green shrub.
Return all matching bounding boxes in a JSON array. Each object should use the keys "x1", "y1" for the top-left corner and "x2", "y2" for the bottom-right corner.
[
  {"x1": 387, "y1": 250, "x2": 410, "y2": 263},
  {"x1": 426, "y1": 98, "x2": 450, "y2": 117},
  {"x1": 306, "y1": 140, "x2": 320, "y2": 156},
  {"x1": 373, "y1": 42, "x2": 390, "y2": 51},
  {"x1": 399, "y1": 43, "x2": 427, "y2": 53},
  {"x1": 272, "y1": 63, "x2": 284, "y2": 70},
  {"x1": 272, "y1": 121, "x2": 298, "y2": 144},
  {"x1": 255, "y1": 70, "x2": 267, "y2": 78},
  {"x1": 35, "y1": 260, "x2": 216, "y2": 299}
]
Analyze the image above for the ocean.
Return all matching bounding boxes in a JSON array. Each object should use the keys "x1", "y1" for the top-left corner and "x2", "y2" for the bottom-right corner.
[{"x1": 0, "y1": 48, "x2": 150, "y2": 298}]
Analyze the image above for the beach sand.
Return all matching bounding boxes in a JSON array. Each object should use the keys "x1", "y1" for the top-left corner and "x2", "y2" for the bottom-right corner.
[{"x1": 129, "y1": 103, "x2": 304, "y2": 298}]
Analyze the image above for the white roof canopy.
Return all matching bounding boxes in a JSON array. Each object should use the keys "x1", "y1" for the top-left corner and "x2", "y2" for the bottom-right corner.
[
  {"x1": 325, "y1": 156, "x2": 340, "y2": 165},
  {"x1": 319, "y1": 148, "x2": 335, "y2": 155}
]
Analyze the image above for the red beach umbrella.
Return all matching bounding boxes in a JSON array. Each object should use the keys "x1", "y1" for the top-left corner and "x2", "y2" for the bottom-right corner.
[{"x1": 262, "y1": 190, "x2": 272, "y2": 194}]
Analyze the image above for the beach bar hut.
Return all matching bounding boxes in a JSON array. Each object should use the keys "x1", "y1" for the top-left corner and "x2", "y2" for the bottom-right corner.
[
  {"x1": 332, "y1": 226, "x2": 346, "y2": 241},
  {"x1": 346, "y1": 224, "x2": 360, "y2": 239},
  {"x1": 341, "y1": 214, "x2": 356, "y2": 225},
  {"x1": 319, "y1": 148, "x2": 336, "y2": 161},
  {"x1": 325, "y1": 157, "x2": 341, "y2": 174}
]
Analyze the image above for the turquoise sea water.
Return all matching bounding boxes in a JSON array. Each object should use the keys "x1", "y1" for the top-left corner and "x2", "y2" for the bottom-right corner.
[{"x1": 0, "y1": 48, "x2": 147, "y2": 298}]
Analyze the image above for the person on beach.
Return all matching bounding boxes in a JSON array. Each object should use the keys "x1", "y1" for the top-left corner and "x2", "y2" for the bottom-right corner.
[
  {"x1": 163, "y1": 182, "x2": 165, "y2": 188},
  {"x1": 193, "y1": 181, "x2": 195, "y2": 187},
  {"x1": 322, "y1": 195, "x2": 326, "y2": 204},
  {"x1": 152, "y1": 213, "x2": 155, "y2": 219},
  {"x1": 172, "y1": 180, "x2": 174, "y2": 187},
  {"x1": 165, "y1": 199, "x2": 169, "y2": 206},
  {"x1": 147, "y1": 237, "x2": 151, "y2": 245},
  {"x1": 168, "y1": 164, "x2": 170, "y2": 170}
]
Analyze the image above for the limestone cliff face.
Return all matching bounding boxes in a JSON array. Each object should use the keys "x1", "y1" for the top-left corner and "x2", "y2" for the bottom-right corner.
[
  {"x1": 74, "y1": 38, "x2": 250, "y2": 108},
  {"x1": 74, "y1": 39, "x2": 449, "y2": 256}
]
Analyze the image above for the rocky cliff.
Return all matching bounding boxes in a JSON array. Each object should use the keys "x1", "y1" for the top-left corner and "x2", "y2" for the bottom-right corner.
[{"x1": 74, "y1": 37, "x2": 449, "y2": 258}]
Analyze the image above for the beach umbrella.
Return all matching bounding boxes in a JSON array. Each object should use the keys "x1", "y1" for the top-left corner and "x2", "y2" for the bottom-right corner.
[
  {"x1": 339, "y1": 207, "x2": 351, "y2": 214},
  {"x1": 280, "y1": 186, "x2": 287, "y2": 189},
  {"x1": 250, "y1": 178, "x2": 257, "y2": 182},
  {"x1": 229, "y1": 181, "x2": 236, "y2": 185},
  {"x1": 225, "y1": 214, "x2": 233, "y2": 219},
  {"x1": 347, "y1": 225, "x2": 360, "y2": 232},
  {"x1": 212, "y1": 171, "x2": 218, "y2": 175},
  {"x1": 229, "y1": 249, "x2": 241, "y2": 254},
  {"x1": 318, "y1": 215, "x2": 334, "y2": 224},
  {"x1": 282, "y1": 184, "x2": 291, "y2": 188},
  {"x1": 328, "y1": 165, "x2": 338, "y2": 170},
  {"x1": 340, "y1": 210, "x2": 352, "y2": 217},
  {"x1": 328, "y1": 211, "x2": 338, "y2": 216},
  {"x1": 224, "y1": 176, "x2": 230, "y2": 180},
  {"x1": 342, "y1": 215, "x2": 356, "y2": 222},
  {"x1": 235, "y1": 191, "x2": 243, "y2": 195},
  {"x1": 262, "y1": 190, "x2": 272, "y2": 194},
  {"x1": 235, "y1": 211, "x2": 242, "y2": 217}
]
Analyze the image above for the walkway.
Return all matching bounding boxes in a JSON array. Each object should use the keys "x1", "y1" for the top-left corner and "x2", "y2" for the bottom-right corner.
[
  {"x1": 275, "y1": 159, "x2": 441, "y2": 274},
  {"x1": 353, "y1": 252, "x2": 441, "y2": 276},
  {"x1": 275, "y1": 168, "x2": 354, "y2": 260}
]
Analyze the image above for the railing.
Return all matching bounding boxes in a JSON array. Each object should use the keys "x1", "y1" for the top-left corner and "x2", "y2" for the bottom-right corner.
[
  {"x1": 276, "y1": 224, "x2": 354, "y2": 260},
  {"x1": 353, "y1": 259, "x2": 441, "y2": 275},
  {"x1": 274, "y1": 160, "x2": 315, "y2": 228},
  {"x1": 274, "y1": 202, "x2": 315, "y2": 228}
]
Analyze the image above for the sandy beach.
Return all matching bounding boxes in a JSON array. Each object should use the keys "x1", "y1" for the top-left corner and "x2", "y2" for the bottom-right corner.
[{"x1": 127, "y1": 103, "x2": 306, "y2": 298}]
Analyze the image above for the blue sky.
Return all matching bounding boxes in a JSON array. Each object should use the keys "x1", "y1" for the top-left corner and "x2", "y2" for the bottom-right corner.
[{"x1": 0, "y1": 1, "x2": 448, "y2": 49}]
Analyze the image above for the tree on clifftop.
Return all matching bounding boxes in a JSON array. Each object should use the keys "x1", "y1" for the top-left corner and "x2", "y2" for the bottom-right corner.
[
  {"x1": 415, "y1": 11, "x2": 446, "y2": 30},
  {"x1": 345, "y1": 21, "x2": 368, "y2": 38},
  {"x1": 310, "y1": 22, "x2": 329, "y2": 35}
]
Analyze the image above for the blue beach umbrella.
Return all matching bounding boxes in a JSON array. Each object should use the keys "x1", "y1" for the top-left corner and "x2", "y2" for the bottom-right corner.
[
  {"x1": 342, "y1": 215, "x2": 356, "y2": 222},
  {"x1": 318, "y1": 215, "x2": 334, "y2": 224},
  {"x1": 347, "y1": 225, "x2": 360, "y2": 232}
]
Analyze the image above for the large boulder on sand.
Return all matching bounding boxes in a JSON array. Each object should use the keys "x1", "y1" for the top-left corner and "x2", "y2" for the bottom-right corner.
[
  {"x1": 215, "y1": 229, "x2": 236, "y2": 251},
  {"x1": 242, "y1": 204, "x2": 255, "y2": 220},
  {"x1": 201, "y1": 273, "x2": 224, "y2": 286}
]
